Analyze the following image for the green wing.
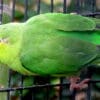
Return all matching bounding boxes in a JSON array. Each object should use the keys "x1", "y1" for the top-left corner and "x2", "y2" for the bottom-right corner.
[
  {"x1": 26, "y1": 13, "x2": 96, "y2": 31},
  {"x1": 20, "y1": 28, "x2": 98, "y2": 75},
  {"x1": 19, "y1": 13, "x2": 99, "y2": 76}
]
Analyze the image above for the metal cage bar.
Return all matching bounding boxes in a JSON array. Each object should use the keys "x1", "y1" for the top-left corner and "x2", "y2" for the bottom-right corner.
[
  {"x1": 24, "y1": 0, "x2": 28, "y2": 20},
  {"x1": 37, "y1": 0, "x2": 40, "y2": 14},
  {"x1": 0, "y1": 0, "x2": 3, "y2": 24},
  {"x1": 11, "y1": 0, "x2": 16, "y2": 21},
  {"x1": 63, "y1": 0, "x2": 67, "y2": 13},
  {"x1": 50, "y1": 0, "x2": 54, "y2": 12}
]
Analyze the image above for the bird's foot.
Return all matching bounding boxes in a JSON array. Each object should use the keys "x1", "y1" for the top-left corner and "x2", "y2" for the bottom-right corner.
[{"x1": 69, "y1": 77, "x2": 90, "y2": 91}]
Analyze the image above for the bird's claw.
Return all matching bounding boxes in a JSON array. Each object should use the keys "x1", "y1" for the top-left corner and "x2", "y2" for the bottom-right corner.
[{"x1": 70, "y1": 78, "x2": 90, "y2": 91}]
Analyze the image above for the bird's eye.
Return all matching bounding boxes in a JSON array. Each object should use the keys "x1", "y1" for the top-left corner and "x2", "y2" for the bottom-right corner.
[{"x1": 0, "y1": 38, "x2": 9, "y2": 43}]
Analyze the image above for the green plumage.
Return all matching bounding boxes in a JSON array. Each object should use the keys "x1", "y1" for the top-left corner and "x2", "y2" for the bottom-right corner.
[
  {"x1": 26, "y1": 13, "x2": 96, "y2": 31},
  {"x1": 0, "y1": 13, "x2": 100, "y2": 76}
]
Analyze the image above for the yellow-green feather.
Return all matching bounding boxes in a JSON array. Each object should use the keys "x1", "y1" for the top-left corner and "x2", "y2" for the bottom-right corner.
[{"x1": 0, "y1": 23, "x2": 33, "y2": 75}]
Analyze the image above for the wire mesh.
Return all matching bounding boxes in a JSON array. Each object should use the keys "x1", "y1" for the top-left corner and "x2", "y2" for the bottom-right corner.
[{"x1": 0, "y1": 0, "x2": 100, "y2": 100}]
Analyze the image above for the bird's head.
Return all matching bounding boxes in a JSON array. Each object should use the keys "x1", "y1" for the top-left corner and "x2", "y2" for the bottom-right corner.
[{"x1": 0, "y1": 23, "x2": 23, "y2": 65}]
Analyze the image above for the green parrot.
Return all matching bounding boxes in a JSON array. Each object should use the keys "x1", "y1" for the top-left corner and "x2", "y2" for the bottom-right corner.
[{"x1": 0, "y1": 13, "x2": 100, "y2": 90}]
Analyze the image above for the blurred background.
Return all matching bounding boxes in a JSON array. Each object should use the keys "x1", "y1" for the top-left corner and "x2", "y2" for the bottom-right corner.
[{"x1": 1, "y1": 0, "x2": 100, "y2": 23}]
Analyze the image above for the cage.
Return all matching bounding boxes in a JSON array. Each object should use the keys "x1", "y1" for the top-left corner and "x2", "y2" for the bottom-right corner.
[{"x1": 0, "y1": 0, "x2": 100, "y2": 100}]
